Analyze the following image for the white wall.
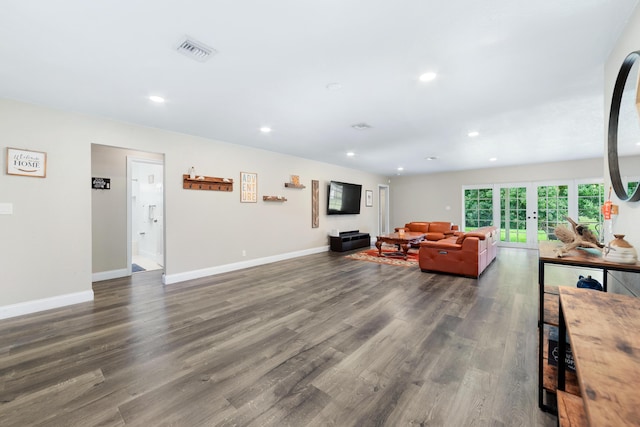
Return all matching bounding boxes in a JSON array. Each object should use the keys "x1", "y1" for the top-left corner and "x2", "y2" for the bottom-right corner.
[
  {"x1": 0, "y1": 100, "x2": 93, "y2": 313},
  {"x1": 389, "y1": 158, "x2": 603, "y2": 228},
  {"x1": 605, "y1": 5, "x2": 640, "y2": 247},
  {"x1": 1, "y1": 98, "x2": 384, "y2": 314}
]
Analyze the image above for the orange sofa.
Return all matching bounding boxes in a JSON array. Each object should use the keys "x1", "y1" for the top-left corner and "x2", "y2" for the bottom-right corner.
[
  {"x1": 418, "y1": 226, "x2": 498, "y2": 278},
  {"x1": 395, "y1": 221, "x2": 459, "y2": 241}
]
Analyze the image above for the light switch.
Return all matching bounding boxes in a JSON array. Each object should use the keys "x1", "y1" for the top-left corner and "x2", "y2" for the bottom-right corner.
[{"x1": 0, "y1": 203, "x2": 13, "y2": 215}]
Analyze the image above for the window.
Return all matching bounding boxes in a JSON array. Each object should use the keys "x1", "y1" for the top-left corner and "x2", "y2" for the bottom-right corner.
[
  {"x1": 577, "y1": 183, "x2": 604, "y2": 242},
  {"x1": 537, "y1": 185, "x2": 569, "y2": 242},
  {"x1": 464, "y1": 187, "x2": 493, "y2": 231}
]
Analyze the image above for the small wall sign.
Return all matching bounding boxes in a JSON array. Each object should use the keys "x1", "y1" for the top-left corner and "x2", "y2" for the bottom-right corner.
[
  {"x1": 6, "y1": 147, "x2": 47, "y2": 178},
  {"x1": 92, "y1": 177, "x2": 111, "y2": 189},
  {"x1": 240, "y1": 171, "x2": 257, "y2": 203}
]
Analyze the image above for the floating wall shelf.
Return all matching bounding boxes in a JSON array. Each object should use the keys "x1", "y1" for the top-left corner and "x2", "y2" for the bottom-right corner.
[
  {"x1": 183, "y1": 174, "x2": 233, "y2": 191},
  {"x1": 263, "y1": 196, "x2": 287, "y2": 202},
  {"x1": 284, "y1": 182, "x2": 306, "y2": 189}
]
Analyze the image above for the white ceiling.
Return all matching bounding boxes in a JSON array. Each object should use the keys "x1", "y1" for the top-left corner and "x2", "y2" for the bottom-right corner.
[{"x1": 1, "y1": 0, "x2": 638, "y2": 176}]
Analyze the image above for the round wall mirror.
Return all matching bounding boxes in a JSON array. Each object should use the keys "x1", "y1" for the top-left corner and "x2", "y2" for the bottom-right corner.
[{"x1": 608, "y1": 50, "x2": 640, "y2": 202}]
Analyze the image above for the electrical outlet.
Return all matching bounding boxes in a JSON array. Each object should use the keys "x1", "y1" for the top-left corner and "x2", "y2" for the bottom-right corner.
[{"x1": 242, "y1": 250, "x2": 246, "y2": 256}]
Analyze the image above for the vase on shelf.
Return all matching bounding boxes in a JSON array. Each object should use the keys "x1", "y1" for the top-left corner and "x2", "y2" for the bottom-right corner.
[{"x1": 603, "y1": 234, "x2": 638, "y2": 264}]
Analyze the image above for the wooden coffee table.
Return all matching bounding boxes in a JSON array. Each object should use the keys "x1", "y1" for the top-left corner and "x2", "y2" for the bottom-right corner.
[{"x1": 375, "y1": 231, "x2": 425, "y2": 260}]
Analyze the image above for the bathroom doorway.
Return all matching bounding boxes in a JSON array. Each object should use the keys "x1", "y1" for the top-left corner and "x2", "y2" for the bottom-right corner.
[{"x1": 128, "y1": 157, "x2": 164, "y2": 273}]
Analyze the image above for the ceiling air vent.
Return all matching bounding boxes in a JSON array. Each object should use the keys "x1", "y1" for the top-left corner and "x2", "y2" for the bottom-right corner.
[
  {"x1": 176, "y1": 37, "x2": 216, "y2": 62},
  {"x1": 351, "y1": 123, "x2": 372, "y2": 130}
]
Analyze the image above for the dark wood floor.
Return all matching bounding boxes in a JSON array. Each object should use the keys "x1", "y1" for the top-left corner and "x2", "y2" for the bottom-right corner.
[{"x1": 0, "y1": 248, "x2": 558, "y2": 426}]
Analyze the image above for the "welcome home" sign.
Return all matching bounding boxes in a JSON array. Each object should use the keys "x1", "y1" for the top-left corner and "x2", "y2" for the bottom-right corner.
[{"x1": 7, "y1": 147, "x2": 47, "y2": 178}]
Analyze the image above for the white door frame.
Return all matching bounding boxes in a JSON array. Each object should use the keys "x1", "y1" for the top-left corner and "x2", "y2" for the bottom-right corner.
[
  {"x1": 378, "y1": 184, "x2": 390, "y2": 236},
  {"x1": 127, "y1": 156, "x2": 165, "y2": 275}
]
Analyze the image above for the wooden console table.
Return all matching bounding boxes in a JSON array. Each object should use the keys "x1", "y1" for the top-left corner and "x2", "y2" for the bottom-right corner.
[
  {"x1": 557, "y1": 287, "x2": 640, "y2": 426},
  {"x1": 538, "y1": 241, "x2": 640, "y2": 413}
]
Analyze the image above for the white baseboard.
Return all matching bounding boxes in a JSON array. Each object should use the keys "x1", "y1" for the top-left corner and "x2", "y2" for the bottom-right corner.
[
  {"x1": 92, "y1": 268, "x2": 129, "y2": 282},
  {"x1": 164, "y1": 245, "x2": 329, "y2": 285},
  {"x1": 0, "y1": 290, "x2": 94, "y2": 320}
]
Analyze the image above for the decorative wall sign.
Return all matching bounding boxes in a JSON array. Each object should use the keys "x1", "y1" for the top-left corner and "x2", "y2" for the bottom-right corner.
[
  {"x1": 312, "y1": 180, "x2": 319, "y2": 228},
  {"x1": 240, "y1": 172, "x2": 257, "y2": 203},
  {"x1": 6, "y1": 147, "x2": 47, "y2": 177},
  {"x1": 366, "y1": 190, "x2": 373, "y2": 207},
  {"x1": 92, "y1": 177, "x2": 111, "y2": 189}
]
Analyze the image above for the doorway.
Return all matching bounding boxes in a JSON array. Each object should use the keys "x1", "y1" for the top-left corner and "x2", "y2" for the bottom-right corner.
[{"x1": 128, "y1": 157, "x2": 164, "y2": 273}]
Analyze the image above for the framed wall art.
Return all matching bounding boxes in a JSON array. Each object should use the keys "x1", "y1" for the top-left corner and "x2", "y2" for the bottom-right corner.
[
  {"x1": 366, "y1": 189, "x2": 373, "y2": 207},
  {"x1": 240, "y1": 171, "x2": 257, "y2": 203},
  {"x1": 6, "y1": 147, "x2": 47, "y2": 178},
  {"x1": 312, "y1": 179, "x2": 319, "y2": 228}
]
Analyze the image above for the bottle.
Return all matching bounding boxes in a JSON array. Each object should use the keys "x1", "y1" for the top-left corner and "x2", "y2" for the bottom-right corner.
[{"x1": 189, "y1": 167, "x2": 195, "y2": 180}]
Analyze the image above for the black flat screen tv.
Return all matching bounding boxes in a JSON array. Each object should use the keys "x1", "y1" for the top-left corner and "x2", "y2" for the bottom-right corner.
[{"x1": 327, "y1": 181, "x2": 362, "y2": 215}]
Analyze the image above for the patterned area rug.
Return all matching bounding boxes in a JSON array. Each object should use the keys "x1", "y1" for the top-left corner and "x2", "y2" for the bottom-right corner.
[{"x1": 345, "y1": 246, "x2": 419, "y2": 267}]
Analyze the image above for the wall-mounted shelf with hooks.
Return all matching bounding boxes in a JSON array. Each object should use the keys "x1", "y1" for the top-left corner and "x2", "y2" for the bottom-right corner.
[
  {"x1": 183, "y1": 175, "x2": 233, "y2": 191},
  {"x1": 263, "y1": 196, "x2": 287, "y2": 202}
]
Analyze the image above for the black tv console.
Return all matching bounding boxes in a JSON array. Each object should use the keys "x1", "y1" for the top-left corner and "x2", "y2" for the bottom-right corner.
[{"x1": 329, "y1": 230, "x2": 371, "y2": 252}]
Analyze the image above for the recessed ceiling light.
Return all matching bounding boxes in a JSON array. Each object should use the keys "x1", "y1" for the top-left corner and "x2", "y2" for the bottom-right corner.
[
  {"x1": 419, "y1": 72, "x2": 437, "y2": 82},
  {"x1": 468, "y1": 131, "x2": 480, "y2": 137},
  {"x1": 397, "y1": 167, "x2": 404, "y2": 171},
  {"x1": 489, "y1": 157, "x2": 497, "y2": 162},
  {"x1": 426, "y1": 156, "x2": 438, "y2": 161},
  {"x1": 260, "y1": 127, "x2": 272, "y2": 133},
  {"x1": 346, "y1": 151, "x2": 355, "y2": 157},
  {"x1": 326, "y1": 82, "x2": 342, "y2": 91},
  {"x1": 636, "y1": 141, "x2": 640, "y2": 146},
  {"x1": 149, "y1": 95, "x2": 165, "y2": 103}
]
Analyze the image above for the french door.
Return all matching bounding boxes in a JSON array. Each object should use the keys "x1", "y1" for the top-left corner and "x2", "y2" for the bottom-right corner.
[
  {"x1": 466, "y1": 181, "x2": 596, "y2": 249},
  {"x1": 495, "y1": 184, "x2": 539, "y2": 249}
]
